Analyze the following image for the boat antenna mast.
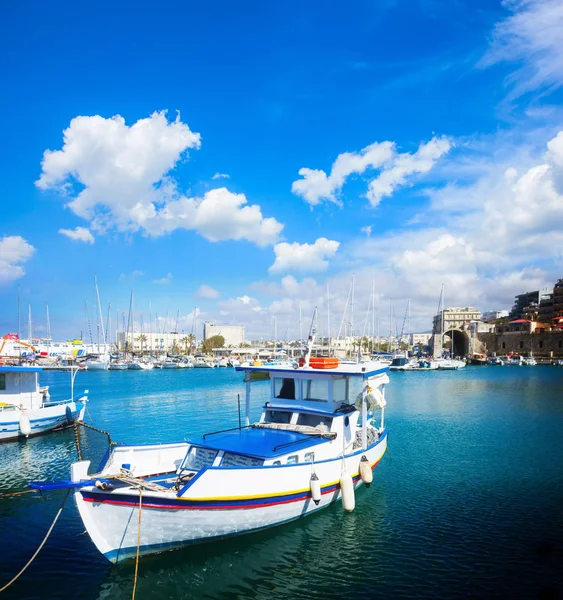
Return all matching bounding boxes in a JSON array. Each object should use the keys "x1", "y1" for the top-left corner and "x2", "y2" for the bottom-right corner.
[{"x1": 304, "y1": 307, "x2": 318, "y2": 367}]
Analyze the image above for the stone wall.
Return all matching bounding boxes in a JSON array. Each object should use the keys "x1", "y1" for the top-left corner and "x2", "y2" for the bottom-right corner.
[{"x1": 477, "y1": 331, "x2": 563, "y2": 357}]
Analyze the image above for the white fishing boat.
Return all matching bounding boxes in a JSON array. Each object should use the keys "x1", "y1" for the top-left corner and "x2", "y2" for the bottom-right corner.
[
  {"x1": 161, "y1": 360, "x2": 179, "y2": 369},
  {"x1": 215, "y1": 357, "x2": 229, "y2": 367},
  {"x1": 0, "y1": 365, "x2": 87, "y2": 442},
  {"x1": 31, "y1": 337, "x2": 390, "y2": 563}
]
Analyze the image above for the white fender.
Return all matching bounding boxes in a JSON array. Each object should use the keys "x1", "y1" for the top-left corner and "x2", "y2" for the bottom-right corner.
[
  {"x1": 19, "y1": 411, "x2": 31, "y2": 437},
  {"x1": 359, "y1": 455, "x2": 373, "y2": 487},
  {"x1": 310, "y1": 473, "x2": 321, "y2": 505},
  {"x1": 339, "y1": 470, "x2": 355, "y2": 512}
]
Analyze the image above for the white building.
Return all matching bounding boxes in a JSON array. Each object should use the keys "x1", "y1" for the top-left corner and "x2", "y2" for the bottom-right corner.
[
  {"x1": 203, "y1": 322, "x2": 245, "y2": 347},
  {"x1": 410, "y1": 333, "x2": 432, "y2": 347},
  {"x1": 116, "y1": 332, "x2": 191, "y2": 353},
  {"x1": 482, "y1": 309, "x2": 509, "y2": 323}
]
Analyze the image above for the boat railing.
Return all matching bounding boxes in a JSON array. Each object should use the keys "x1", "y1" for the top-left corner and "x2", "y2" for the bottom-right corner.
[{"x1": 42, "y1": 393, "x2": 88, "y2": 408}]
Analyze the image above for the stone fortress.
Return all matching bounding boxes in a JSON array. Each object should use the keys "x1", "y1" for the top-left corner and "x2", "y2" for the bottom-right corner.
[{"x1": 431, "y1": 278, "x2": 563, "y2": 359}]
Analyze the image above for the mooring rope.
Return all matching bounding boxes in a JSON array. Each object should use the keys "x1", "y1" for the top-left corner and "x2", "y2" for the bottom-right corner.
[
  {"x1": 0, "y1": 489, "x2": 37, "y2": 499},
  {"x1": 0, "y1": 489, "x2": 70, "y2": 593},
  {"x1": 131, "y1": 488, "x2": 143, "y2": 600}
]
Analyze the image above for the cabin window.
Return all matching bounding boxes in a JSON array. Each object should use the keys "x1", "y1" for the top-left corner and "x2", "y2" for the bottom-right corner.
[
  {"x1": 304, "y1": 452, "x2": 315, "y2": 463},
  {"x1": 265, "y1": 410, "x2": 292, "y2": 424},
  {"x1": 0, "y1": 374, "x2": 5, "y2": 391},
  {"x1": 296, "y1": 413, "x2": 333, "y2": 430},
  {"x1": 221, "y1": 453, "x2": 263, "y2": 467},
  {"x1": 287, "y1": 455, "x2": 299, "y2": 464},
  {"x1": 273, "y1": 460, "x2": 281, "y2": 465},
  {"x1": 181, "y1": 447, "x2": 218, "y2": 471},
  {"x1": 332, "y1": 377, "x2": 348, "y2": 402},
  {"x1": 302, "y1": 379, "x2": 329, "y2": 402},
  {"x1": 274, "y1": 378, "x2": 296, "y2": 400}
]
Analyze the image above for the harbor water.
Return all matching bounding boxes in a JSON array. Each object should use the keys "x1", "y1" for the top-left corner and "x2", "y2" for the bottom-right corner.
[{"x1": 1, "y1": 366, "x2": 562, "y2": 599}]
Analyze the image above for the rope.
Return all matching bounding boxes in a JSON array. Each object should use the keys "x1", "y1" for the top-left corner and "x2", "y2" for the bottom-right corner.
[
  {"x1": 73, "y1": 422, "x2": 83, "y2": 461},
  {"x1": 0, "y1": 489, "x2": 69, "y2": 593},
  {"x1": 0, "y1": 489, "x2": 37, "y2": 499},
  {"x1": 131, "y1": 488, "x2": 143, "y2": 600}
]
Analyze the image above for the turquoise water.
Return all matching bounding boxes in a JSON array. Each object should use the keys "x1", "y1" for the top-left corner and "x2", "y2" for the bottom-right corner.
[{"x1": 1, "y1": 366, "x2": 562, "y2": 599}]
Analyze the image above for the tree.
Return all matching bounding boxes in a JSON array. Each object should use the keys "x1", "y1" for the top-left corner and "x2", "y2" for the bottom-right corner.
[
  {"x1": 137, "y1": 334, "x2": 147, "y2": 355},
  {"x1": 202, "y1": 335, "x2": 225, "y2": 353}
]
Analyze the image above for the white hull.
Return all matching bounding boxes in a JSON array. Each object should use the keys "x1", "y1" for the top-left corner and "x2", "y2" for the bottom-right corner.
[
  {"x1": 74, "y1": 432, "x2": 387, "y2": 563},
  {"x1": 86, "y1": 360, "x2": 109, "y2": 371},
  {"x1": 128, "y1": 362, "x2": 154, "y2": 370},
  {"x1": 0, "y1": 400, "x2": 86, "y2": 442}
]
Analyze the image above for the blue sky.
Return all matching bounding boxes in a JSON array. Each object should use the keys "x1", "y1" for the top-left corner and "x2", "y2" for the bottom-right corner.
[{"x1": 1, "y1": 0, "x2": 563, "y2": 340}]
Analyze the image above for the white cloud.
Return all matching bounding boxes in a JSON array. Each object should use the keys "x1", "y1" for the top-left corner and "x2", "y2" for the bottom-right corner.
[
  {"x1": 119, "y1": 270, "x2": 144, "y2": 281},
  {"x1": 366, "y1": 136, "x2": 452, "y2": 207},
  {"x1": 58, "y1": 226, "x2": 95, "y2": 244},
  {"x1": 480, "y1": 0, "x2": 563, "y2": 101},
  {"x1": 195, "y1": 284, "x2": 220, "y2": 300},
  {"x1": 0, "y1": 236, "x2": 35, "y2": 284},
  {"x1": 212, "y1": 172, "x2": 230, "y2": 180},
  {"x1": 153, "y1": 273, "x2": 173, "y2": 285},
  {"x1": 269, "y1": 238, "x2": 340, "y2": 274},
  {"x1": 291, "y1": 136, "x2": 451, "y2": 208},
  {"x1": 361, "y1": 225, "x2": 372, "y2": 237},
  {"x1": 149, "y1": 187, "x2": 283, "y2": 246},
  {"x1": 36, "y1": 112, "x2": 282, "y2": 246}
]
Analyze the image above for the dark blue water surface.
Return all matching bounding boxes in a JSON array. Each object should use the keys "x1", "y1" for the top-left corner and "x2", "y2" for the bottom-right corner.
[{"x1": 1, "y1": 366, "x2": 562, "y2": 599}]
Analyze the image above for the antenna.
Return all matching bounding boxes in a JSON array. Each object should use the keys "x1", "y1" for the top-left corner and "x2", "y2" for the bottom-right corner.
[
  {"x1": 17, "y1": 285, "x2": 21, "y2": 339},
  {"x1": 27, "y1": 304, "x2": 32, "y2": 340}
]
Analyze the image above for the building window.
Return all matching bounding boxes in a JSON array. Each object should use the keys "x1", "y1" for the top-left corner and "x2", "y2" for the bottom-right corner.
[
  {"x1": 502, "y1": 342, "x2": 506, "y2": 349},
  {"x1": 519, "y1": 341, "x2": 524, "y2": 349},
  {"x1": 539, "y1": 341, "x2": 543, "y2": 349},
  {"x1": 559, "y1": 340, "x2": 562, "y2": 349}
]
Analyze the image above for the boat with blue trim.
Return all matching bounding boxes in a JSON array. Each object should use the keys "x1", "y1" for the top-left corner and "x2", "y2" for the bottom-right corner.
[
  {"x1": 0, "y1": 365, "x2": 88, "y2": 442},
  {"x1": 30, "y1": 336, "x2": 390, "y2": 563}
]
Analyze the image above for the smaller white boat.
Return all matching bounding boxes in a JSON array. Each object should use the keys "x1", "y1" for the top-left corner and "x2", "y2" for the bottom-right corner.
[
  {"x1": 85, "y1": 355, "x2": 110, "y2": 371},
  {"x1": 128, "y1": 360, "x2": 154, "y2": 371},
  {"x1": 109, "y1": 361, "x2": 128, "y2": 371},
  {"x1": 521, "y1": 357, "x2": 537, "y2": 366},
  {"x1": 162, "y1": 360, "x2": 179, "y2": 369},
  {"x1": 193, "y1": 357, "x2": 214, "y2": 368},
  {"x1": 0, "y1": 365, "x2": 88, "y2": 442},
  {"x1": 215, "y1": 357, "x2": 229, "y2": 368},
  {"x1": 389, "y1": 356, "x2": 416, "y2": 371}
]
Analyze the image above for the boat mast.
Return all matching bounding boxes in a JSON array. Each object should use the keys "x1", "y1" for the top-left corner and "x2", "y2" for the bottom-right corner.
[
  {"x1": 326, "y1": 283, "x2": 331, "y2": 356},
  {"x1": 17, "y1": 285, "x2": 21, "y2": 340},
  {"x1": 27, "y1": 304, "x2": 32, "y2": 340},
  {"x1": 45, "y1": 303, "x2": 51, "y2": 340},
  {"x1": 371, "y1": 279, "x2": 375, "y2": 356},
  {"x1": 299, "y1": 301, "x2": 303, "y2": 351},
  {"x1": 440, "y1": 284, "x2": 445, "y2": 358},
  {"x1": 95, "y1": 276, "x2": 106, "y2": 352},
  {"x1": 350, "y1": 273, "x2": 355, "y2": 360}
]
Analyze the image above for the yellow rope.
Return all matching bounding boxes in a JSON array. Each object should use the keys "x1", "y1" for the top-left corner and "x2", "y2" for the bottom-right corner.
[
  {"x1": 0, "y1": 489, "x2": 37, "y2": 499},
  {"x1": 0, "y1": 489, "x2": 69, "y2": 593},
  {"x1": 131, "y1": 488, "x2": 143, "y2": 600}
]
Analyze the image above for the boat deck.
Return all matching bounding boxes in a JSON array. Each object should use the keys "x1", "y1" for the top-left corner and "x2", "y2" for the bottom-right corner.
[{"x1": 195, "y1": 427, "x2": 329, "y2": 459}]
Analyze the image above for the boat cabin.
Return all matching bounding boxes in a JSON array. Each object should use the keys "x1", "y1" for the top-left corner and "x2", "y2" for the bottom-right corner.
[
  {"x1": 0, "y1": 366, "x2": 44, "y2": 410},
  {"x1": 171, "y1": 360, "x2": 390, "y2": 473}
]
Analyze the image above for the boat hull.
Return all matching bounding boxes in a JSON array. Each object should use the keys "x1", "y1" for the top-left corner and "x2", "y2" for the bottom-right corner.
[
  {"x1": 74, "y1": 431, "x2": 387, "y2": 563},
  {"x1": 0, "y1": 400, "x2": 86, "y2": 442}
]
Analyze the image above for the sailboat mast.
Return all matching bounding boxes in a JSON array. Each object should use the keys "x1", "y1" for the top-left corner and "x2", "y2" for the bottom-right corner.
[
  {"x1": 28, "y1": 304, "x2": 32, "y2": 340},
  {"x1": 441, "y1": 283, "x2": 445, "y2": 356},
  {"x1": 326, "y1": 283, "x2": 331, "y2": 356},
  {"x1": 350, "y1": 273, "x2": 355, "y2": 357},
  {"x1": 95, "y1": 276, "x2": 106, "y2": 348},
  {"x1": 371, "y1": 280, "x2": 376, "y2": 356},
  {"x1": 45, "y1": 303, "x2": 51, "y2": 340}
]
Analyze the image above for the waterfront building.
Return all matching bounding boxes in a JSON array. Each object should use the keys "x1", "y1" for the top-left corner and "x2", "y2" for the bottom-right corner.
[
  {"x1": 553, "y1": 279, "x2": 563, "y2": 320},
  {"x1": 509, "y1": 287, "x2": 552, "y2": 319},
  {"x1": 481, "y1": 309, "x2": 509, "y2": 323},
  {"x1": 203, "y1": 322, "x2": 245, "y2": 347}
]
